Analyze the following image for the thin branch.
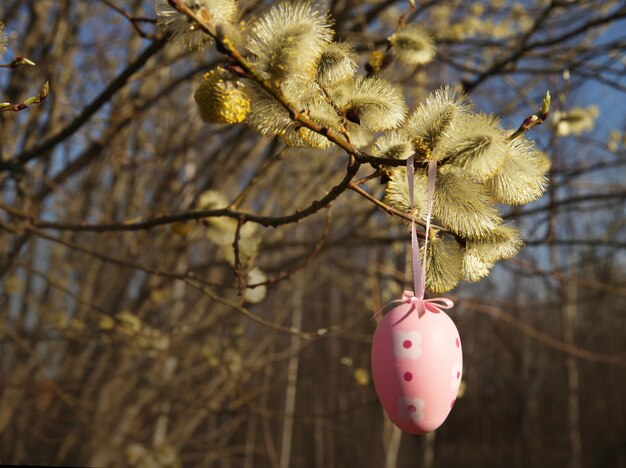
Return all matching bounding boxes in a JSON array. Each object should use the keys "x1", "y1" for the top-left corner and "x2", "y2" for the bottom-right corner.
[
  {"x1": 100, "y1": 0, "x2": 157, "y2": 39},
  {"x1": 231, "y1": 145, "x2": 289, "y2": 208},
  {"x1": 0, "y1": 81, "x2": 49, "y2": 113},
  {"x1": 0, "y1": 220, "x2": 318, "y2": 337},
  {"x1": 348, "y1": 183, "x2": 445, "y2": 235},
  {"x1": 503, "y1": 192, "x2": 626, "y2": 220},
  {"x1": 1, "y1": 37, "x2": 167, "y2": 171},
  {"x1": 353, "y1": 170, "x2": 382, "y2": 186},
  {"x1": 184, "y1": 279, "x2": 318, "y2": 338},
  {"x1": 249, "y1": 206, "x2": 333, "y2": 288},
  {"x1": 0, "y1": 160, "x2": 357, "y2": 230},
  {"x1": 0, "y1": 324, "x2": 88, "y2": 420},
  {"x1": 233, "y1": 215, "x2": 246, "y2": 296},
  {"x1": 0, "y1": 219, "x2": 198, "y2": 283},
  {"x1": 2, "y1": 202, "x2": 332, "y2": 295},
  {"x1": 524, "y1": 238, "x2": 626, "y2": 248},
  {"x1": 18, "y1": 264, "x2": 109, "y2": 315},
  {"x1": 510, "y1": 258, "x2": 626, "y2": 299},
  {"x1": 463, "y1": 4, "x2": 626, "y2": 92}
]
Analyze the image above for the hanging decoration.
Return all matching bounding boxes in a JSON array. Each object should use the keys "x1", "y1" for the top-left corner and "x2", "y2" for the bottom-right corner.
[{"x1": 371, "y1": 156, "x2": 463, "y2": 435}]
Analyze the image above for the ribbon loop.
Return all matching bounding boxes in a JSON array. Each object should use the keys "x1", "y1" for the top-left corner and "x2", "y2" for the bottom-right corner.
[
  {"x1": 407, "y1": 156, "x2": 420, "y2": 297},
  {"x1": 407, "y1": 157, "x2": 439, "y2": 300},
  {"x1": 424, "y1": 297, "x2": 454, "y2": 314},
  {"x1": 405, "y1": 157, "x2": 455, "y2": 313},
  {"x1": 373, "y1": 157, "x2": 456, "y2": 321}
]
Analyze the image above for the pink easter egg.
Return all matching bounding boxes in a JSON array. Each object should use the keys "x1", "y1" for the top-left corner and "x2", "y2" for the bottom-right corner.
[{"x1": 371, "y1": 297, "x2": 463, "y2": 434}]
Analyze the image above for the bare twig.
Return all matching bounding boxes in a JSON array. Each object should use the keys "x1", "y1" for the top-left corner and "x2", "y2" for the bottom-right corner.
[
  {"x1": 231, "y1": 146, "x2": 289, "y2": 208},
  {"x1": 348, "y1": 183, "x2": 445, "y2": 235},
  {"x1": 0, "y1": 81, "x2": 49, "y2": 113},
  {"x1": 100, "y1": 0, "x2": 158, "y2": 39},
  {"x1": 508, "y1": 91, "x2": 551, "y2": 140},
  {"x1": 233, "y1": 215, "x2": 246, "y2": 296},
  {"x1": 0, "y1": 161, "x2": 357, "y2": 230},
  {"x1": 0, "y1": 38, "x2": 167, "y2": 171},
  {"x1": 185, "y1": 279, "x2": 318, "y2": 338},
  {"x1": 249, "y1": 206, "x2": 333, "y2": 288}
]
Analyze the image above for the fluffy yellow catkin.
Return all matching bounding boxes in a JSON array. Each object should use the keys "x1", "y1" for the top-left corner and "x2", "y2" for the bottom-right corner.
[
  {"x1": 373, "y1": 130, "x2": 414, "y2": 162},
  {"x1": 406, "y1": 86, "x2": 472, "y2": 156},
  {"x1": 423, "y1": 235, "x2": 463, "y2": 293},
  {"x1": 316, "y1": 41, "x2": 357, "y2": 89},
  {"x1": 340, "y1": 77, "x2": 407, "y2": 132},
  {"x1": 367, "y1": 50, "x2": 386, "y2": 74},
  {"x1": 384, "y1": 167, "x2": 428, "y2": 217},
  {"x1": 442, "y1": 113, "x2": 508, "y2": 181},
  {"x1": 155, "y1": 0, "x2": 238, "y2": 49},
  {"x1": 466, "y1": 224, "x2": 523, "y2": 263},
  {"x1": 433, "y1": 165, "x2": 502, "y2": 239},
  {"x1": 194, "y1": 68, "x2": 250, "y2": 124},
  {"x1": 390, "y1": 25, "x2": 436, "y2": 66},
  {"x1": 486, "y1": 137, "x2": 548, "y2": 205},
  {"x1": 246, "y1": 1, "x2": 334, "y2": 80},
  {"x1": 462, "y1": 249, "x2": 493, "y2": 283}
]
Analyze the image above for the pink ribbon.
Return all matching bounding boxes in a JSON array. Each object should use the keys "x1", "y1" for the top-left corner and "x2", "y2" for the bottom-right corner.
[
  {"x1": 400, "y1": 290, "x2": 453, "y2": 317},
  {"x1": 404, "y1": 155, "x2": 454, "y2": 314},
  {"x1": 407, "y1": 155, "x2": 438, "y2": 299},
  {"x1": 372, "y1": 155, "x2": 454, "y2": 321}
]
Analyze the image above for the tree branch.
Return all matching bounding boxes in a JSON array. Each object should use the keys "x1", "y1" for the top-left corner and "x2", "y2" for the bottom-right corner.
[
  {"x1": 1, "y1": 37, "x2": 167, "y2": 171},
  {"x1": 0, "y1": 161, "x2": 358, "y2": 231}
]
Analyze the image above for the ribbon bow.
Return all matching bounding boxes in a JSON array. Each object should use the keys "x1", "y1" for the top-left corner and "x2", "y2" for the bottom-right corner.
[{"x1": 401, "y1": 290, "x2": 454, "y2": 317}]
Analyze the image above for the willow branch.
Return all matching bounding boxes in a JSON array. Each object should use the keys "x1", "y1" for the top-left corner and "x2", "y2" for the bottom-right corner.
[
  {"x1": 0, "y1": 160, "x2": 356, "y2": 231},
  {"x1": 233, "y1": 216, "x2": 246, "y2": 296},
  {"x1": 183, "y1": 279, "x2": 321, "y2": 338},
  {"x1": 249, "y1": 206, "x2": 333, "y2": 288},
  {"x1": 230, "y1": 145, "x2": 288, "y2": 208},
  {"x1": 100, "y1": 0, "x2": 157, "y2": 39},
  {"x1": 1, "y1": 37, "x2": 167, "y2": 171},
  {"x1": 166, "y1": 0, "x2": 412, "y2": 171},
  {"x1": 0, "y1": 81, "x2": 49, "y2": 113},
  {"x1": 348, "y1": 183, "x2": 443, "y2": 236}
]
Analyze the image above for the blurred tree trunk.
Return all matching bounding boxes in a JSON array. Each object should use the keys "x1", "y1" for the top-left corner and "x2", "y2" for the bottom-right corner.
[
  {"x1": 564, "y1": 258, "x2": 582, "y2": 468},
  {"x1": 521, "y1": 301, "x2": 540, "y2": 467},
  {"x1": 383, "y1": 421, "x2": 402, "y2": 468},
  {"x1": 423, "y1": 432, "x2": 435, "y2": 468},
  {"x1": 279, "y1": 270, "x2": 304, "y2": 468}
]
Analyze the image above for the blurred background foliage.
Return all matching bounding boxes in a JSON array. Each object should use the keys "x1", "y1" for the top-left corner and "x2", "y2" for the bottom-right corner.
[{"x1": 0, "y1": 0, "x2": 626, "y2": 467}]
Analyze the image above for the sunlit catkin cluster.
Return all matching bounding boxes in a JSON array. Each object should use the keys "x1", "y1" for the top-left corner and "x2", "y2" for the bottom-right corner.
[
  {"x1": 244, "y1": 2, "x2": 406, "y2": 146},
  {"x1": 156, "y1": 1, "x2": 550, "y2": 294},
  {"x1": 384, "y1": 86, "x2": 548, "y2": 292}
]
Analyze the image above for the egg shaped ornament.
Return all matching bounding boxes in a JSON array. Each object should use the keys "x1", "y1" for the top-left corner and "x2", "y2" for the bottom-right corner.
[{"x1": 371, "y1": 294, "x2": 463, "y2": 434}]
